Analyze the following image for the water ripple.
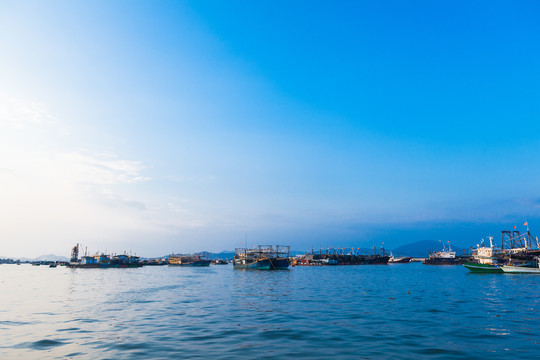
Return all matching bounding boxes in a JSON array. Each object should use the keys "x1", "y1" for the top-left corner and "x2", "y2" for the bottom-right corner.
[{"x1": 0, "y1": 264, "x2": 539, "y2": 359}]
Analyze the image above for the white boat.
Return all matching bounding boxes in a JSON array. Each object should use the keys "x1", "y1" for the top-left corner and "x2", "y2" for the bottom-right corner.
[
  {"x1": 472, "y1": 236, "x2": 502, "y2": 265},
  {"x1": 388, "y1": 252, "x2": 412, "y2": 263},
  {"x1": 423, "y1": 242, "x2": 464, "y2": 265},
  {"x1": 501, "y1": 258, "x2": 540, "y2": 274},
  {"x1": 464, "y1": 236, "x2": 505, "y2": 273}
]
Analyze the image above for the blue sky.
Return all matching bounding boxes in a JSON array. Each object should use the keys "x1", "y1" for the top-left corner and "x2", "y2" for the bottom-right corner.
[{"x1": 1, "y1": 1, "x2": 539, "y2": 256}]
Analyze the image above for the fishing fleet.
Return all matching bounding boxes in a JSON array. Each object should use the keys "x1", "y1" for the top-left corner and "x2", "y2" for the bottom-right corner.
[
  {"x1": 67, "y1": 244, "x2": 142, "y2": 268},
  {"x1": 464, "y1": 227, "x2": 540, "y2": 274},
  {"x1": 11, "y1": 223, "x2": 540, "y2": 275}
]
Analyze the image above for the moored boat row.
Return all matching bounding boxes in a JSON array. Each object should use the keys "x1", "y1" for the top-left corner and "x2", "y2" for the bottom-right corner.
[
  {"x1": 294, "y1": 246, "x2": 391, "y2": 266},
  {"x1": 67, "y1": 244, "x2": 144, "y2": 268},
  {"x1": 465, "y1": 228, "x2": 540, "y2": 274}
]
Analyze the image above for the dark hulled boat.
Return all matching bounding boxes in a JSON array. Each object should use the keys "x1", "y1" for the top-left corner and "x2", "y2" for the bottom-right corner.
[
  {"x1": 388, "y1": 255, "x2": 412, "y2": 263},
  {"x1": 168, "y1": 252, "x2": 211, "y2": 267},
  {"x1": 258, "y1": 245, "x2": 291, "y2": 270},
  {"x1": 423, "y1": 243, "x2": 469, "y2": 265},
  {"x1": 233, "y1": 248, "x2": 272, "y2": 270},
  {"x1": 297, "y1": 246, "x2": 390, "y2": 265},
  {"x1": 110, "y1": 254, "x2": 143, "y2": 268}
]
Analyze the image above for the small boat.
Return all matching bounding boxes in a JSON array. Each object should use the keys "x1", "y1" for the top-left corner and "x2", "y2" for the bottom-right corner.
[
  {"x1": 168, "y1": 252, "x2": 211, "y2": 267},
  {"x1": 388, "y1": 253, "x2": 412, "y2": 263},
  {"x1": 464, "y1": 262, "x2": 503, "y2": 273},
  {"x1": 423, "y1": 242, "x2": 467, "y2": 265},
  {"x1": 501, "y1": 258, "x2": 540, "y2": 274},
  {"x1": 49, "y1": 263, "x2": 57, "y2": 268},
  {"x1": 212, "y1": 259, "x2": 229, "y2": 265}
]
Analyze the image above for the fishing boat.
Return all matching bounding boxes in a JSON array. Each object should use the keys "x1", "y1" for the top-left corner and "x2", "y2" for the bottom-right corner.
[
  {"x1": 233, "y1": 248, "x2": 272, "y2": 270},
  {"x1": 501, "y1": 258, "x2": 540, "y2": 274},
  {"x1": 257, "y1": 245, "x2": 291, "y2": 269},
  {"x1": 168, "y1": 252, "x2": 211, "y2": 267},
  {"x1": 423, "y1": 242, "x2": 467, "y2": 265},
  {"x1": 497, "y1": 225, "x2": 540, "y2": 261},
  {"x1": 67, "y1": 254, "x2": 111, "y2": 268},
  {"x1": 464, "y1": 236, "x2": 504, "y2": 273},
  {"x1": 110, "y1": 254, "x2": 143, "y2": 268},
  {"x1": 388, "y1": 253, "x2": 412, "y2": 263},
  {"x1": 366, "y1": 254, "x2": 391, "y2": 264}
]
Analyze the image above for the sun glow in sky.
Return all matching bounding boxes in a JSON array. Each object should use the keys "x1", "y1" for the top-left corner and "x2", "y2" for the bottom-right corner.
[{"x1": 1, "y1": 1, "x2": 540, "y2": 257}]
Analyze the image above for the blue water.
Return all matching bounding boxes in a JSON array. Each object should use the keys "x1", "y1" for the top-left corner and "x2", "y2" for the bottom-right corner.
[{"x1": 1, "y1": 263, "x2": 539, "y2": 359}]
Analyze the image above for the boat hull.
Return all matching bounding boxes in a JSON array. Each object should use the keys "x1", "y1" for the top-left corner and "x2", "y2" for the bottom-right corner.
[
  {"x1": 168, "y1": 260, "x2": 211, "y2": 267},
  {"x1": 66, "y1": 263, "x2": 111, "y2": 268},
  {"x1": 269, "y1": 258, "x2": 290, "y2": 270},
  {"x1": 233, "y1": 258, "x2": 272, "y2": 270},
  {"x1": 367, "y1": 255, "x2": 390, "y2": 265},
  {"x1": 501, "y1": 265, "x2": 540, "y2": 274},
  {"x1": 423, "y1": 257, "x2": 466, "y2": 265},
  {"x1": 464, "y1": 262, "x2": 503, "y2": 273}
]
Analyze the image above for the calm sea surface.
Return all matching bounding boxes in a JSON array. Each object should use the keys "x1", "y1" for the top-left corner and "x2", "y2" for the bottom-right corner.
[{"x1": 1, "y1": 263, "x2": 539, "y2": 359}]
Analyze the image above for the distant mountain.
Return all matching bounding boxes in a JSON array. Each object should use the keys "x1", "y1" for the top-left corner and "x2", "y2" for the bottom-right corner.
[
  {"x1": 392, "y1": 240, "x2": 468, "y2": 258},
  {"x1": 1, "y1": 254, "x2": 69, "y2": 262},
  {"x1": 34, "y1": 254, "x2": 69, "y2": 262}
]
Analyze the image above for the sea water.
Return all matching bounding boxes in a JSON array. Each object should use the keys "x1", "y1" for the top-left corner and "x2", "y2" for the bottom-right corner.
[{"x1": 0, "y1": 263, "x2": 539, "y2": 359}]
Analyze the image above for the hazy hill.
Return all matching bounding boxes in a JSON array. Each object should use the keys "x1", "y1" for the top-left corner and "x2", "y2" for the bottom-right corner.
[
  {"x1": 34, "y1": 254, "x2": 70, "y2": 261},
  {"x1": 10, "y1": 254, "x2": 70, "y2": 262},
  {"x1": 392, "y1": 240, "x2": 468, "y2": 258}
]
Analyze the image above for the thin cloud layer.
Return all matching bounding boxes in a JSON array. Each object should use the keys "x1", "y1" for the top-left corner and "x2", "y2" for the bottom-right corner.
[{"x1": 59, "y1": 151, "x2": 151, "y2": 185}]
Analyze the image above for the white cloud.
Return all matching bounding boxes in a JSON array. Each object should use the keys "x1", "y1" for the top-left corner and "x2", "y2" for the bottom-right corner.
[
  {"x1": 58, "y1": 151, "x2": 151, "y2": 185},
  {"x1": 0, "y1": 97, "x2": 68, "y2": 135}
]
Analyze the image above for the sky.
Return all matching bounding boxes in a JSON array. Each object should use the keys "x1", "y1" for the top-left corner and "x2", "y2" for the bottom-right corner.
[{"x1": 1, "y1": 1, "x2": 540, "y2": 257}]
